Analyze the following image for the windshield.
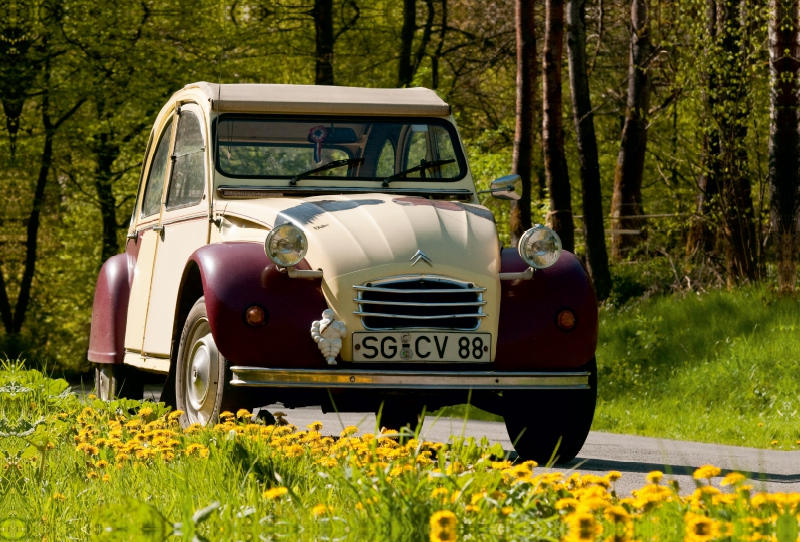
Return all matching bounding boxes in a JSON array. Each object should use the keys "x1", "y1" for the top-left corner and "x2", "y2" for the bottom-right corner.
[{"x1": 215, "y1": 115, "x2": 466, "y2": 182}]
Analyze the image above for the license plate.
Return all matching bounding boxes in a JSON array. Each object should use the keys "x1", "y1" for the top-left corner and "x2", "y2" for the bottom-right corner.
[{"x1": 352, "y1": 332, "x2": 491, "y2": 362}]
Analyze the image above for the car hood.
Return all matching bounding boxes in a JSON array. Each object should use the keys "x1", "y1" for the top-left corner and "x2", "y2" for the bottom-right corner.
[{"x1": 218, "y1": 193, "x2": 501, "y2": 281}]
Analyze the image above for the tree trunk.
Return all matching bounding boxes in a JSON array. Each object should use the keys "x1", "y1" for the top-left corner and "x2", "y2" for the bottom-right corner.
[
  {"x1": 566, "y1": 0, "x2": 612, "y2": 300},
  {"x1": 768, "y1": 0, "x2": 800, "y2": 294},
  {"x1": 542, "y1": 0, "x2": 575, "y2": 252},
  {"x1": 716, "y1": 0, "x2": 757, "y2": 282},
  {"x1": 510, "y1": 0, "x2": 536, "y2": 244},
  {"x1": 95, "y1": 131, "x2": 122, "y2": 264},
  {"x1": 610, "y1": 0, "x2": 652, "y2": 259},
  {"x1": 431, "y1": 0, "x2": 447, "y2": 89},
  {"x1": 398, "y1": 0, "x2": 417, "y2": 87},
  {"x1": 14, "y1": 85, "x2": 54, "y2": 333},
  {"x1": 686, "y1": 0, "x2": 721, "y2": 258},
  {"x1": 313, "y1": 0, "x2": 335, "y2": 85}
]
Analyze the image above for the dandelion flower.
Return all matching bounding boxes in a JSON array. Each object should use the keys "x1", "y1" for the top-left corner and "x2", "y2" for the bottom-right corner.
[
  {"x1": 138, "y1": 407, "x2": 154, "y2": 418},
  {"x1": 501, "y1": 506, "x2": 513, "y2": 516},
  {"x1": 564, "y1": 511, "x2": 603, "y2": 542},
  {"x1": 429, "y1": 510, "x2": 458, "y2": 542},
  {"x1": 555, "y1": 498, "x2": 580, "y2": 511},
  {"x1": 603, "y1": 505, "x2": 631, "y2": 523},
  {"x1": 87, "y1": 471, "x2": 99, "y2": 479},
  {"x1": 52, "y1": 493, "x2": 66, "y2": 501},
  {"x1": 101, "y1": 474, "x2": 110, "y2": 482},
  {"x1": 168, "y1": 410, "x2": 184, "y2": 421},
  {"x1": 311, "y1": 504, "x2": 333, "y2": 516},
  {"x1": 307, "y1": 421, "x2": 323, "y2": 431},
  {"x1": 693, "y1": 465, "x2": 721, "y2": 480},
  {"x1": 645, "y1": 471, "x2": 663, "y2": 484},
  {"x1": 431, "y1": 487, "x2": 449, "y2": 499},
  {"x1": 684, "y1": 512, "x2": 718, "y2": 542},
  {"x1": 263, "y1": 487, "x2": 288, "y2": 499},
  {"x1": 236, "y1": 409, "x2": 252, "y2": 419},
  {"x1": 185, "y1": 443, "x2": 209, "y2": 458},
  {"x1": 720, "y1": 472, "x2": 746, "y2": 486},
  {"x1": 605, "y1": 471, "x2": 622, "y2": 483}
]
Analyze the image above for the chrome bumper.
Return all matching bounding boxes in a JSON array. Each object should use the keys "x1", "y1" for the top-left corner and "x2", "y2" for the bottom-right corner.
[{"x1": 229, "y1": 367, "x2": 590, "y2": 390}]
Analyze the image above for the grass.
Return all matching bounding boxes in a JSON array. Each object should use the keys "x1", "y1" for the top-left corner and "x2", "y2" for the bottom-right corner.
[
  {"x1": 3, "y1": 361, "x2": 798, "y2": 541},
  {"x1": 593, "y1": 284, "x2": 800, "y2": 450}
]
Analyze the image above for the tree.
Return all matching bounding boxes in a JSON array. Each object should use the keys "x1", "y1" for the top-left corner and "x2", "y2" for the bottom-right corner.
[
  {"x1": 314, "y1": 0, "x2": 335, "y2": 84},
  {"x1": 566, "y1": 0, "x2": 612, "y2": 300},
  {"x1": 509, "y1": 0, "x2": 536, "y2": 244},
  {"x1": 543, "y1": 0, "x2": 575, "y2": 252},
  {"x1": 768, "y1": 0, "x2": 800, "y2": 293},
  {"x1": 610, "y1": 0, "x2": 652, "y2": 259}
]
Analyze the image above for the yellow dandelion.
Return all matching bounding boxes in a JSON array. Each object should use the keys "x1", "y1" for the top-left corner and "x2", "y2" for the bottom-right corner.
[
  {"x1": 501, "y1": 506, "x2": 513, "y2": 516},
  {"x1": 603, "y1": 505, "x2": 631, "y2": 523},
  {"x1": 490, "y1": 460, "x2": 512, "y2": 470},
  {"x1": 645, "y1": 471, "x2": 663, "y2": 484},
  {"x1": 684, "y1": 512, "x2": 718, "y2": 542},
  {"x1": 431, "y1": 487, "x2": 449, "y2": 499},
  {"x1": 721, "y1": 472, "x2": 746, "y2": 486},
  {"x1": 168, "y1": 410, "x2": 184, "y2": 421},
  {"x1": 307, "y1": 421, "x2": 323, "y2": 431},
  {"x1": 770, "y1": 440, "x2": 778, "y2": 446},
  {"x1": 605, "y1": 471, "x2": 622, "y2": 483},
  {"x1": 138, "y1": 407, "x2": 154, "y2": 418},
  {"x1": 429, "y1": 510, "x2": 458, "y2": 542},
  {"x1": 693, "y1": 465, "x2": 721, "y2": 480},
  {"x1": 340, "y1": 425, "x2": 359, "y2": 437},
  {"x1": 101, "y1": 474, "x2": 110, "y2": 482},
  {"x1": 263, "y1": 487, "x2": 288, "y2": 499},
  {"x1": 52, "y1": 493, "x2": 66, "y2": 501},
  {"x1": 465, "y1": 504, "x2": 479, "y2": 513},
  {"x1": 565, "y1": 511, "x2": 603, "y2": 542},
  {"x1": 311, "y1": 504, "x2": 333, "y2": 516},
  {"x1": 236, "y1": 409, "x2": 252, "y2": 419},
  {"x1": 219, "y1": 411, "x2": 235, "y2": 420},
  {"x1": 185, "y1": 443, "x2": 209, "y2": 458},
  {"x1": 94, "y1": 460, "x2": 109, "y2": 469},
  {"x1": 87, "y1": 471, "x2": 99, "y2": 479}
]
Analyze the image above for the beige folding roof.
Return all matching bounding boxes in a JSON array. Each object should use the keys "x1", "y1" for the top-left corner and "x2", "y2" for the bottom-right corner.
[{"x1": 184, "y1": 82, "x2": 451, "y2": 117}]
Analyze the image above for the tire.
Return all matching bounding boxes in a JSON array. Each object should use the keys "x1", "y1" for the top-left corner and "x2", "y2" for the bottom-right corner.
[
  {"x1": 502, "y1": 357, "x2": 597, "y2": 464},
  {"x1": 93, "y1": 363, "x2": 144, "y2": 401},
  {"x1": 175, "y1": 297, "x2": 247, "y2": 427}
]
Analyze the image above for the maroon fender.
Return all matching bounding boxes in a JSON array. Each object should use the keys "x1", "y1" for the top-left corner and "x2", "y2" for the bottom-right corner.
[
  {"x1": 191, "y1": 243, "x2": 329, "y2": 367},
  {"x1": 494, "y1": 249, "x2": 598, "y2": 370},
  {"x1": 88, "y1": 253, "x2": 131, "y2": 364}
]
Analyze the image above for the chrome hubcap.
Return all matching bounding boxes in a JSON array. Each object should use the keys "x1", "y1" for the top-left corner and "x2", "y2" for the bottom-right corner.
[{"x1": 181, "y1": 317, "x2": 219, "y2": 426}]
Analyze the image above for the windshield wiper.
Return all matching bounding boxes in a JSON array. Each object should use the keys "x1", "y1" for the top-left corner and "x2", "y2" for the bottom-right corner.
[
  {"x1": 382, "y1": 159, "x2": 456, "y2": 187},
  {"x1": 290, "y1": 158, "x2": 365, "y2": 185}
]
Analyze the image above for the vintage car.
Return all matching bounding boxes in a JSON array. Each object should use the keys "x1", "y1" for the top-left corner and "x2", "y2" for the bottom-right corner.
[{"x1": 87, "y1": 82, "x2": 598, "y2": 462}]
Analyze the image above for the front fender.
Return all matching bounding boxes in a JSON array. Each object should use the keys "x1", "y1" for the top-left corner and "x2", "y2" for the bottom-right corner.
[
  {"x1": 494, "y1": 249, "x2": 598, "y2": 370},
  {"x1": 191, "y1": 243, "x2": 329, "y2": 367},
  {"x1": 88, "y1": 254, "x2": 131, "y2": 364}
]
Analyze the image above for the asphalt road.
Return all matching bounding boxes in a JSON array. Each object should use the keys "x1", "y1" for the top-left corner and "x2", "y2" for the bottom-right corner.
[{"x1": 73, "y1": 384, "x2": 799, "y2": 495}]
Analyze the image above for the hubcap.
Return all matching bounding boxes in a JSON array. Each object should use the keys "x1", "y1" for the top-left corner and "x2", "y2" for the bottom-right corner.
[{"x1": 181, "y1": 317, "x2": 220, "y2": 426}]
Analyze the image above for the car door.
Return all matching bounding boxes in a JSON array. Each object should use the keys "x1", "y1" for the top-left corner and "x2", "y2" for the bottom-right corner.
[
  {"x1": 141, "y1": 103, "x2": 210, "y2": 358},
  {"x1": 124, "y1": 115, "x2": 175, "y2": 353}
]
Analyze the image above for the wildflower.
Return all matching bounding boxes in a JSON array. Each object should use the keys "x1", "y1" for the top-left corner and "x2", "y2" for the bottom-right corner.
[
  {"x1": 490, "y1": 460, "x2": 512, "y2": 470},
  {"x1": 603, "y1": 506, "x2": 631, "y2": 523},
  {"x1": 340, "y1": 425, "x2": 359, "y2": 437},
  {"x1": 236, "y1": 409, "x2": 252, "y2": 419},
  {"x1": 465, "y1": 504, "x2": 479, "y2": 513},
  {"x1": 429, "y1": 510, "x2": 458, "y2": 542},
  {"x1": 76, "y1": 443, "x2": 99, "y2": 456},
  {"x1": 102, "y1": 474, "x2": 110, "y2": 482},
  {"x1": 565, "y1": 511, "x2": 603, "y2": 542},
  {"x1": 52, "y1": 493, "x2": 66, "y2": 501},
  {"x1": 87, "y1": 471, "x2": 99, "y2": 479},
  {"x1": 501, "y1": 506, "x2": 513, "y2": 516},
  {"x1": 721, "y1": 472, "x2": 746, "y2": 486},
  {"x1": 770, "y1": 440, "x2": 778, "y2": 446},
  {"x1": 185, "y1": 444, "x2": 209, "y2": 458},
  {"x1": 94, "y1": 460, "x2": 109, "y2": 469},
  {"x1": 431, "y1": 487, "x2": 449, "y2": 499},
  {"x1": 219, "y1": 411, "x2": 235, "y2": 420},
  {"x1": 307, "y1": 421, "x2": 323, "y2": 431},
  {"x1": 693, "y1": 464, "x2": 721, "y2": 480},
  {"x1": 263, "y1": 487, "x2": 288, "y2": 499},
  {"x1": 311, "y1": 504, "x2": 333, "y2": 516},
  {"x1": 138, "y1": 407, "x2": 154, "y2": 418},
  {"x1": 645, "y1": 471, "x2": 663, "y2": 484},
  {"x1": 167, "y1": 410, "x2": 184, "y2": 421},
  {"x1": 555, "y1": 498, "x2": 580, "y2": 512},
  {"x1": 684, "y1": 512, "x2": 718, "y2": 542}
]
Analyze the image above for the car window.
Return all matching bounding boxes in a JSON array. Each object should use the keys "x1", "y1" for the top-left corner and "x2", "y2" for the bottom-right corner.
[
  {"x1": 141, "y1": 119, "x2": 173, "y2": 218},
  {"x1": 167, "y1": 111, "x2": 205, "y2": 210},
  {"x1": 215, "y1": 116, "x2": 466, "y2": 182},
  {"x1": 376, "y1": 140, "x2": 395, "y2": 178}
]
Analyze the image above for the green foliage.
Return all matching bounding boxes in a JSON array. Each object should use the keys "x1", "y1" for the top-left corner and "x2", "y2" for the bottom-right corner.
[{"x1": 595, "y1": 284, "x2": 800, "y2": 449}]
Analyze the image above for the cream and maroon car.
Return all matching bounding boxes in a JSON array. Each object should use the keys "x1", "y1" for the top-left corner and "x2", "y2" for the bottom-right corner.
[{"x1": 88, "y1": 83, "x2": 598, "y2": 462}]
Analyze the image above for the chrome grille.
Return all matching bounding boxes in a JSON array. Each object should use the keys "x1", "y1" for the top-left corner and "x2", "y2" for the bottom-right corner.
[{"x1": 354, "y1": 275, "x2": 486, "y2": 330}]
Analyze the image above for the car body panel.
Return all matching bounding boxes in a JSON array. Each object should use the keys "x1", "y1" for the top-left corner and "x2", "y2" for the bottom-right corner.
[{"x1": 88, "y1": 253, "x2": 131, "y2": 364}]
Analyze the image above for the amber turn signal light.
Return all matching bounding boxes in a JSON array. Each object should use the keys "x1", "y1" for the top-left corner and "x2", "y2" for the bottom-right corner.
[
  {"x1": 245, "y1": 305, "x2": 267, "y2": 327},
  {"x1": 556, "y1": 309, "x2": 576, "y2": 331}
]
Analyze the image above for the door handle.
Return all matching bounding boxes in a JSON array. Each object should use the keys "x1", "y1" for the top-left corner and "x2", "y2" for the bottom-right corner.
[
  {"x1": 126, "y1": 231, "x2": 138, "y2": 240},
  {"x1": 152, "y1": 225, "x2": 164, "y2": 232}
]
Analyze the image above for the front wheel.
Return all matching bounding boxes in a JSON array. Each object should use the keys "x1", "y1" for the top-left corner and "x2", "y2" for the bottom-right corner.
[
  {"x1": 501, "y1": 357, "x2": 597, "y2": 464},
  {"x1": 175, "y1": 297, "x2": 248, "y2": 427}
]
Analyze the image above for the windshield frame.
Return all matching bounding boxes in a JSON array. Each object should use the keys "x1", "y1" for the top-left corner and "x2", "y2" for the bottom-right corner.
[{"x1": 212, "y1": 114, "x2": 468, "y2": 184}]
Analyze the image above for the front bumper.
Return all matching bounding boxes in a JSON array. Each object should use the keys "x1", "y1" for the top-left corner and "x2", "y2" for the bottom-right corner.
[{"x1": 229, "y1": 367, "x2": 590, "y2": 390}]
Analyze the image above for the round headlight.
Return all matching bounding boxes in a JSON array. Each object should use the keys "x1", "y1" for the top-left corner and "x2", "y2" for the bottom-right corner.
[
  {"x1": 518, "y1": 225, "x2": 562, "y2": 269},
  {"x1": 264, "y1": 223, "x2": 308, "y2": 268}
]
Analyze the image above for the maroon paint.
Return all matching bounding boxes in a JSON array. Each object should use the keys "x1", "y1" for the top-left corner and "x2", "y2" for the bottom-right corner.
[
  {"x1": 191, "y1": 243, "x2": 330, "y2": 367},
  {"x1": 494, "y1": 248, "x2": 598, "y2": 370},
  {"x1": 87, "y1": 254, "x2": 131, "y2": 364}
]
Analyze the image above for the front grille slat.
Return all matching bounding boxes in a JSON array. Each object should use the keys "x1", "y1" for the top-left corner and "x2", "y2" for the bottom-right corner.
[{"x1": 354, "y1": 275, "x2": 484, "y2": 331}]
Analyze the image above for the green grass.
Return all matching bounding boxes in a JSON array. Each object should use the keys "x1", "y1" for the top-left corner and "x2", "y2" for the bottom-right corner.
[
  {"x1": 3, "y1": 361, "x2": 794, "y2": 541},
  {"x1": 593, "y1": 285, "x2": 800, "y2": 450}
]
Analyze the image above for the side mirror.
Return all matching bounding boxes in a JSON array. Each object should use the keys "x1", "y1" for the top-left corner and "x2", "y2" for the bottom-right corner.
[{"x1": 478, "y1": 174, "x2": 521, "y2": 201}]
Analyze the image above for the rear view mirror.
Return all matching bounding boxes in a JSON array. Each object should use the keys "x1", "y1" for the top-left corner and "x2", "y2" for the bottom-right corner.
[{"x1": 479, "y1": 174, "x2": 521, "y2": 201}]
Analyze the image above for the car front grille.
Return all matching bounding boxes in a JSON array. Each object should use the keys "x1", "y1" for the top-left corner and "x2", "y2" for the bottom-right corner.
[{"x1": 354, "y1": 275, "x2": 486, "y2": 330}]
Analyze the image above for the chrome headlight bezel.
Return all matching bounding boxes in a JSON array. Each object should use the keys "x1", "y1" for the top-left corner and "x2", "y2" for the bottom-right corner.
[
  {"x1": 518, "y1": 225, "x2": 562, "y2": 269},
  {"x1": 264, "y1": 223, "x2": 309, "y2": 268}
]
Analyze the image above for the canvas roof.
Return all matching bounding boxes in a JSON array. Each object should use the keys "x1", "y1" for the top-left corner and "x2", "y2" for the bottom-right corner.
[{"x1": 184, "y1": 82, "x2": 451, "y2": 117}]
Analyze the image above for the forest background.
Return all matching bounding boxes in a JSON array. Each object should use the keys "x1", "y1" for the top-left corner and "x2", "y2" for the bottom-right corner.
[{"x1": 0, "y1": 0, "x2": 794, "y2": 374}]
